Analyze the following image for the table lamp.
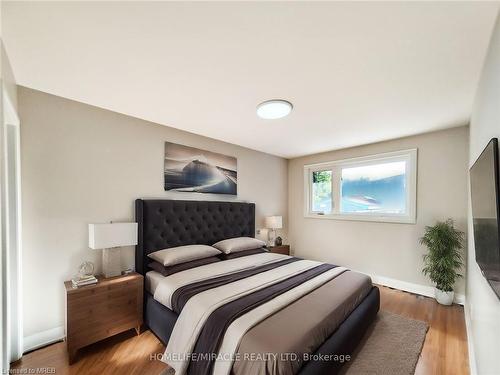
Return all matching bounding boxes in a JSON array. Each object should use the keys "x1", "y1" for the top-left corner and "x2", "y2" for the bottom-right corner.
[
  {"x1": 88, "y1": 222, "x2": 138, "y2": 278},
  {"x1": 264, "y1": 216, "x2": 282, "y2": 247}
]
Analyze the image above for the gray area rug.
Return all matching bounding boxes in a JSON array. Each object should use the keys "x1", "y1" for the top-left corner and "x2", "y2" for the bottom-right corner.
[{"x1": 342, "y1": 311, "x2": 429, "y2": 375}]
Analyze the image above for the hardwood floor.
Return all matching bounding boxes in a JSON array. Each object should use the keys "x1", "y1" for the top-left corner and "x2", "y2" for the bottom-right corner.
[
  {"x1": 379, "y1": 286, "x2": 469, "y2": 375},
  {"x1": 11, "y1": 285, "x2": 469, "y2": 375},
  {"x1": 12, "y1": 329, "x2": 169, "y2": 375}
]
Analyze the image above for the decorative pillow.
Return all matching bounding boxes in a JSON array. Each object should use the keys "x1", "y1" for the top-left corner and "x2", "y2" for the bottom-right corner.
[
  {"x1": 212, "y1": 237, "x2": 266, "y2": 254},
  {"x1": 147, "y1": 244, "x2": 221, "y2": 266},
  {"x1": 148, "y1": 256, "x2": 221, "y2": 277},
  {"x1": 219, "y1": 248, "x2": 268, "y2": 260}
]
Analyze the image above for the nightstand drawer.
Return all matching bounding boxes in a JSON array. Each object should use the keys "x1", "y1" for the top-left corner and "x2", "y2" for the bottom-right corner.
[
  {"x1": 67, "y1": 283, "x2": 140, "y2": 310},
  {"x1": 69, "y1": 316, "x2": 140, "y2": 349},
  {"x1": 65, "y1": 273, "x2": 143, "y2": 364},
  {"x1": 267, "y1": 245, "x2": 290, "y2": 255},
  {"x1": 68, "y1": 293, "x2": 138, "y2": 323},
  {"x1": 67, "y1": 278, "x2": 141, "y2": 301}
]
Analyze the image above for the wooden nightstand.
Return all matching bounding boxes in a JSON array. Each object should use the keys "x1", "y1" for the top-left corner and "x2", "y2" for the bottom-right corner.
[
  {"x1": 64, "y1": 272, "x2": 143, "y2": 364},
  {"x1": 267, "y1": 245, "x2": 290, "y2": 255}
]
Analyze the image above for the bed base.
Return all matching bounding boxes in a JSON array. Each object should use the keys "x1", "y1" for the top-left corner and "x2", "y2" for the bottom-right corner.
[
  {"x1": 145, "y1": 286, "x2": 380, "y2": 374},
  {"x1": 145, "y1": 292, "x2": 178, "y2": 345}
]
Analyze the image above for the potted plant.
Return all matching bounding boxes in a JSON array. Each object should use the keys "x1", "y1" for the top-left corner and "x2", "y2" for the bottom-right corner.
[{"x1": 420, "y1": 219, "x2": 464, "y2": 305}]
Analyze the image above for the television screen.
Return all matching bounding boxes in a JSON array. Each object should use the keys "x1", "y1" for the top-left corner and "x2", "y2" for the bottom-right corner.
[{"x1": 470, "y1": 137, "x2": 500, "y2": 299}]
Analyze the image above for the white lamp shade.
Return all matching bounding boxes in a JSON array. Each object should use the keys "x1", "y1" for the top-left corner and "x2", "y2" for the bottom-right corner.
[
  {"x1": 88, "y1": 223, "x2": 138, "y2": 249},
  {"x1": 264, "y1": 216, "x2": 283, "y2": 229}
]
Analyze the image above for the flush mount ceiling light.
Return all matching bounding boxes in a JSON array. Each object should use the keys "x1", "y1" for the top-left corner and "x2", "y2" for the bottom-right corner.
[{"x1": 256, "y1": 99, "x2": 293, "y2": 119}]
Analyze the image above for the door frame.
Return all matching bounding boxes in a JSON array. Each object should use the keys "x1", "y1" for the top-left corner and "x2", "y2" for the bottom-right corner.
[{"x1": 2, "y1": 88, "x2": 23, "y2": 363}]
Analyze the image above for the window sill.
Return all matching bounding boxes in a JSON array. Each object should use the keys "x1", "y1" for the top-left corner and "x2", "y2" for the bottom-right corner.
[{"x1": 304, "y1": 213, "x2": 416, "y2": 224}]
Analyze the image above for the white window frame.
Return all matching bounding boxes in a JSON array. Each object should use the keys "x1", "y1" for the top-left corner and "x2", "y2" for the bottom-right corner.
[{"x1": 304, "y1": 149, "x2": 417, "y2": 224}]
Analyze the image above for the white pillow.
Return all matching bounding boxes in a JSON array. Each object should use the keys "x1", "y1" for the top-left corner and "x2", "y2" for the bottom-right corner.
[
  {"x1": 147, "y1": 244, "x2": 221, "y2": 266},
  {"x1": 212, "y1": 237, "x2": 266, "y2": 254}
]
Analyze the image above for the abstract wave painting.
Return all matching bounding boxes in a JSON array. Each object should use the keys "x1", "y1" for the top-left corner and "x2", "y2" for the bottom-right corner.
[{"x1": 164, "y1": 142, "x2": 237, "y2": 195}]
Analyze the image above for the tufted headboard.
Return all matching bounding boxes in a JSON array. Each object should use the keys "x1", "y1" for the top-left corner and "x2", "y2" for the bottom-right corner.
[{"x1": 135, "y1": 199, "x2": 256, "y2": 275}]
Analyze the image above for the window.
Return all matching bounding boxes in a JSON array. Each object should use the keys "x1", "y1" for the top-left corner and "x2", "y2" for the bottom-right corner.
[{"x1": 304, "y1": 149, "x2": 417, "y2": 223}]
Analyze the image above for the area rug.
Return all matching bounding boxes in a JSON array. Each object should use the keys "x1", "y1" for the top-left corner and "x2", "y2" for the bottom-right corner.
[{"x1": 342, "y1": 311, "x2": 429, "y2": 375}]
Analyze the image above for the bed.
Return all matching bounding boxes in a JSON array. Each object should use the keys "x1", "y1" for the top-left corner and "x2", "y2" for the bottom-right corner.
[{"x1": 135, "y1": 199, "x2": 380, "y2": 375}]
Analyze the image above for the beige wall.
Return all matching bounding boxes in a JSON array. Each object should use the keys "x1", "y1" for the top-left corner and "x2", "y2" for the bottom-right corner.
[
  {"x1": 18, "y1": 87, "x2": 288, "y2": 340},
  {"x1": 466, "y1": 13, "x2": 500, "y2": 375},
  {"x1": 288, "y1": 126, "x2": 469, "y2": 294}
]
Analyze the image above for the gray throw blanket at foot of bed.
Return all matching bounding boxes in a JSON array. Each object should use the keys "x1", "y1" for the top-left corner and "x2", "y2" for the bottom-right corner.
[
  {"x1": 187, "y1": 263, "x2": 337, "y2": 375},
  {"x1": 232, "y1": 270, "x2": 373, "y2": 375}
]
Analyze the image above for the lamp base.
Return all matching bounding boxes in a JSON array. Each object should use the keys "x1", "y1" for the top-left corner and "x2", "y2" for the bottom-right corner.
[
  {"x1": 102, "y1": 248, "x2": 121, "y2": 278},
  {"x1": 268, "y1": 229, "x2": 276, "y2": 247}
]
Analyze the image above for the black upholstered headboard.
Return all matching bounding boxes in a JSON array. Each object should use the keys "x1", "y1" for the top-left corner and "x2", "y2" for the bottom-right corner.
[{"x1": 135, "y1": 199, "x2": 256, "y2": 274}]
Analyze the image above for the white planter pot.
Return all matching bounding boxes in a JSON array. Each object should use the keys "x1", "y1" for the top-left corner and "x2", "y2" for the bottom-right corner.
[{"x1": 435, "y1": 288, "x2": 454, "y2": 305}]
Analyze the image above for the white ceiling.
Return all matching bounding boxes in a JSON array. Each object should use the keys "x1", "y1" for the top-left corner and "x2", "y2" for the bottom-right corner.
[{"x1": 3, "y1": 2, "x2": 499, "y2": 158}]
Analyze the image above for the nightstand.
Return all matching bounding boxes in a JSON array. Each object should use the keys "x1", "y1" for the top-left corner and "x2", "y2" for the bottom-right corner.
[
  {"x1": 267, "y1": 245, "x2": 290, "y2": 255},
  {"x1": 64, "y1": 272, "x2": 143, "y2": 364}
]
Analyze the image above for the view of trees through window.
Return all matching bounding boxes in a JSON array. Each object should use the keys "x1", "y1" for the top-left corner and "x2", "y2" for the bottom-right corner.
[{"x1": 312, "y1": 170, "x2": 332, "y2": 213}]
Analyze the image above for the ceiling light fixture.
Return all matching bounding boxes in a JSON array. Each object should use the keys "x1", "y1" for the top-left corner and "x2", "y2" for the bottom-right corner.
[{"x1": 256, "y1": 99, "x2": 293, "y2": 119}]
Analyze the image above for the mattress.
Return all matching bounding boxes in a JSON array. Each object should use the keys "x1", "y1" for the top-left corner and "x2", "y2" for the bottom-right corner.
[{"x1": 147, "y1": 253, "x2": 372, "y2": 375}]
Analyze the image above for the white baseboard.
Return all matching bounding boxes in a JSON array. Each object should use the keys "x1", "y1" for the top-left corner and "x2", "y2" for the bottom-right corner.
[
  {"x1": 368, "y1": 273, "x2": 465, "y2": 305},
  {"x1": 454, "y1": 293, "x2": 466, "y2": 305},
  {"x1": 464, "y1": 301, "x2": 477, "y2": 375},
  {"x1": 23, "y1": 326, "x2": 65, "y2": 353}
]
